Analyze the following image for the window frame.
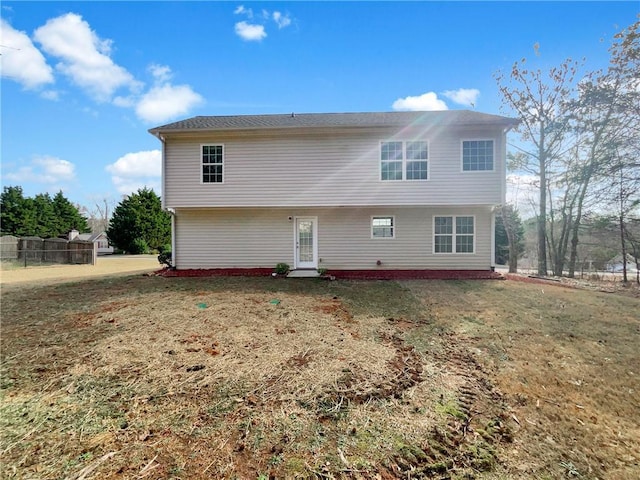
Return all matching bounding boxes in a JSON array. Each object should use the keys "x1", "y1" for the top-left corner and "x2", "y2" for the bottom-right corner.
[
  {"x1": 380, "y1": 140, "x2": 429, "y2": 181},
  {"x1": 371, "y1": 215, "x2": 396, "y2": 239},
  {"x1": 461, "y1": 139, "x2": 495, "y2": 172},
  {"x1": 201, "y1": 143, "x2": 225, "y2": 184},
  {"x1": 432, "y1": 215, "x2": 476, "y2": 254}
]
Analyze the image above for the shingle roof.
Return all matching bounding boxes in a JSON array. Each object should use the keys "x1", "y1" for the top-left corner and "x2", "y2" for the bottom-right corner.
[
  {"x1": 77, "y1": 232, "x2": 104, "y2": 242},
  {"x1": 149, "y1": 110, "x2": 518, "y2": 135}
]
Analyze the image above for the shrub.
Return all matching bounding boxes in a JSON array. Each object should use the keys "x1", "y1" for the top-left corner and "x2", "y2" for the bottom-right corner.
[
  {"x1": 129, "y1": 238, "x2": 149, "y2": 254},
  {"x1": 158, "y1": 249, "x2": 172, "y2": 268},
  {"x1": 274, "y1": 263, "x2": 290, "y2": 275}
]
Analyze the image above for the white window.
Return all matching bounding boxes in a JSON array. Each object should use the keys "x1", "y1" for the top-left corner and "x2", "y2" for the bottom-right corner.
[
  {"x1": 381, "y1": 142, "x2": 403, "y2": 180},
  {"x1": 202, "y1": 144, "x2": 224, "y2": 183},
  {"x1": 462, "y1": 140, "x2": 494, "y2": 171},
  {"x1": 434, "y1": 216, "x2": 475, "y2": 253},
  {"x1": 371, "y1": 216, "x2": 395, "y2": 238},
  {"x1": 381, "y1": 141, "x2": 428, "y2": 181}
]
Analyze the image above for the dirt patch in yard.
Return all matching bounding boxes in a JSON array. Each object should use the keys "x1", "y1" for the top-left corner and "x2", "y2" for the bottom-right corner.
[{"x1": 1, "y1": 276, "x2": 638, "y2": 479}]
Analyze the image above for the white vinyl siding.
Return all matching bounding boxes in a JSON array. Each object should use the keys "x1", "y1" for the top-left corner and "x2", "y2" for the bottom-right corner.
[
  {"x1": 173, "y1": 206, "x2": 492, "y2": 270},
  {"x1": 163, "y1": 127, "x2": 505, "y2": 207}
]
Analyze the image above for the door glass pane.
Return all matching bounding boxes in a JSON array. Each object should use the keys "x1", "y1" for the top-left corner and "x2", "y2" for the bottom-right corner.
[{"x1": 298, "y1": 220, "x2": 313, "y2": 262}]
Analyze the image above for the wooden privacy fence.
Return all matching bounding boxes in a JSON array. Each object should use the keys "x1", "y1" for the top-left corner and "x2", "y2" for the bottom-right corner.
[
  {"x1": 0, "y1": 235, "x2": 96, "y2": 266},
  {"x1": 0, "y1": 235, "x2": 19, "y2": 260}
]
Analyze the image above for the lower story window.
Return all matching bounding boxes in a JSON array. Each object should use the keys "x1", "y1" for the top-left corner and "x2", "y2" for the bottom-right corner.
[
  {"x1": 434, "y1": 215, "x2": 474, "y2": 253},
  {"x1": 372, "y1": 216, "x2": 395, "y2": 238}
]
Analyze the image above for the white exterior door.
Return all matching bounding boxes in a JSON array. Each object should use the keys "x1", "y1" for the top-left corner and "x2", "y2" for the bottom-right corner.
[{"x1": 294, "y1": 217, "x2": 318, "y2": 269}]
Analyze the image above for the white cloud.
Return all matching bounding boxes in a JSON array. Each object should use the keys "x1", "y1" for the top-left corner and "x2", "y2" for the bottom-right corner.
[
  {"x1": 4, "y1": 155, "x2": 75, "y2": 184},
  {"x1": 135, "y1": 82, "x2": 204, "y2": 124},
  {"x1": 443, "y1": 88, "x2": 480, "y2": 107},
  {"x1": 40, "y1": 89, "x2": 60, "y2": 101},
  {"x1": 0, "y1": 19, "x2": 54, "y2": 89},
  {"x1": 110, "y1": 177, "x2": 161, "y2": 197},
  {"x1": 392, "y1": 92, "x2": 448, "y2": 111},
  {"x1": 33, "y1": 13, "x2": 140, "y2": 102},
  {"x1": 149, "y1": 63, "x2": 172, "y2": 83},
  {"x1": 106, "y1": 149, "x2": 161, "y2": 177},
  {"x1": 234, "y1": 5, "x2": 253, "y2": 17},
  {"x1": 233, "y1": 5, "x2": 292, "y2": 40},
  {"x1": 107, "y1": 64, "x2": 202, "y2": 123},
  {"x1": 235, "y1": 21, "x2": 267, "y2": 41},
  {"x1": 112, "y1": 95, "x2": 135, "y2": 108},
  {"x1": 273, "y1": 11, "x2": 291, "y2": 29},
  {"x1": 4, "y1": 13, "x2": 202, "y2": 125},
  {"x1": 106, "y1": 150, "x2": 162, "y2": 195}
]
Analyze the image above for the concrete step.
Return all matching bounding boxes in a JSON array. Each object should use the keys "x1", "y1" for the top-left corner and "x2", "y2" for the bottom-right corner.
[{"x1": 287, "y1": 269, "x2": 320, "y2": 278}]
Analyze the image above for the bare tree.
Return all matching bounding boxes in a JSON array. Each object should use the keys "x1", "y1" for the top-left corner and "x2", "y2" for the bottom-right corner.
[
  {"x1": 565, "y1": 19, "x2": 640, "y2": 277},
  {"x1": 584, "y1": 20, "x2": 640, "y2": 283},
  {"x1": 79, "y1": 198, "x2": 115, "y2": 233},
  {"x1": 499, "y1": 204, "x2": 524, "y2": 273},
  {"x1": 496, "y1": 58, "x2": 580, "y2": 276}
]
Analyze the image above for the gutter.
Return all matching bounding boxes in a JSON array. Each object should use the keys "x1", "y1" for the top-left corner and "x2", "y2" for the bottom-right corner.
[
  {"x1": 165, "y1": 207, "x2": 176, "y2": 268},
  {"x1": 150, "y1": 131, "x2": 175, "y2": 267}
]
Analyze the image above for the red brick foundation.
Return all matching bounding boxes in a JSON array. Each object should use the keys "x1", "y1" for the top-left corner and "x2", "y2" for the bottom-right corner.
[
  {"x1": 158, "y1": 268, "x2": 503, "y2": 280},
  {"x1": 159, "y1": 268, "x2": 273, "y2": 277}
]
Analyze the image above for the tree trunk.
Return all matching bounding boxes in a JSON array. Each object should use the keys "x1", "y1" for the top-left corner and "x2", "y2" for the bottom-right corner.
[
  {"x1": 620, "y1": 214, "x2": 628, "y2": 283},
  {"x1": 568, "y1": 178, "x2": 591, "y2": 278},
  {"x1": 619, "y1": 165, "x2": 629, "y2": 283},
  {"x1": 538, "y1": 132, "x2": 548, "y2": 276},
  {"x1": 501, "y1": 205, "x2": 519, "y2": 273}
]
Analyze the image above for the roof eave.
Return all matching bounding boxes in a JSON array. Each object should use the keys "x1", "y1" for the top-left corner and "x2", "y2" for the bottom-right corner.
[{"x1": 149, "y1": 120, "x2": 519, "y2": 136}]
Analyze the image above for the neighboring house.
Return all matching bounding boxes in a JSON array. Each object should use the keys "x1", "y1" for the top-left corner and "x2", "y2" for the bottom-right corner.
[
  {"x1": 69, "y1": 230, "x2": 114, "y2": 255},
  {"x1": 606, "y1": 254, "x2": 638, "y2": 273},
  {"x1": 149, "y1": 111, "x2": 518, "y2": 275}
]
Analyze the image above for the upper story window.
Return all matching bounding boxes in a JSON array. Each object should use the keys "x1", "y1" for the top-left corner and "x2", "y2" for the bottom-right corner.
[
  {"x1": 462, "y1": 140, "x2": 494, "y2": 171},
  {"x1": 371, "y1": 216, "x2": 395, "y2": 239},
  {"x1": 202, "y1": 144, "x2": 224, "y2": 183},
  {"x1": 381, "y1": 141, "x2": 428, "y2": 181},
  {"x1": 434, "y1": 215, "x2": 475, "y2": 253}
]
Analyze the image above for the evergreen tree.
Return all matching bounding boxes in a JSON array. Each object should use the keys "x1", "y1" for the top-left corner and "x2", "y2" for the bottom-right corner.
[
  {"x1": 0, "y1": 186, "x2": 90, "y2": 238},
  {"x1": 0, "y1": 186, "x2": 33, "y2": 236},
  {"x1": 52, "y1": 191, "x2": 90, "y2": 235},
  {"x1": 107, "y1": 188, "x2": 170, "y2": 253},
  {"x1": 32, "y1": 193, "x2": 56, "y2": 238}
]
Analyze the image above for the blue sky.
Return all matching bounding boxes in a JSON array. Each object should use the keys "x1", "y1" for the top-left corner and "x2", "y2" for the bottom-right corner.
[{"x1": 1, "y1": 1, "x2": 638, "y2": 215}]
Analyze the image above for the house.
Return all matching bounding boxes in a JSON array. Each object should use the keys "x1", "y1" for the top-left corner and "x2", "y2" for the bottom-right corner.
[
  {"x1": 606, "y1": 254, "x2": 638, "y2": 273},
  {"x1": 69, "y1": 230, "x2": 114, "y2": 255},
  {"x1": 149, "y1": 111, "x2": 518, "y2": 277}
]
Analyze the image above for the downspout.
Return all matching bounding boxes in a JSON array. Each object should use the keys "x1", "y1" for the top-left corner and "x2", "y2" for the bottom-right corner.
[
  {"x1": 501, "y1": 124, "x2": 515, "y2": 208},
  {"x1": 167, "y1": 207, "x2": 176, "y2": 268},
  {"x1": 155, "y1": 132, "x2": 176, "y2": 268},
  {"x1": 490, "y1": 206, "x2": 497, "y2": 271},
  {"x1": 157, "y1": 133, "x2": 167, "y2": 210}
]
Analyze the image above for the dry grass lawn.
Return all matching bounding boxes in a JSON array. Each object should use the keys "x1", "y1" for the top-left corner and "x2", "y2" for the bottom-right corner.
[
  {"x1": 0, "y1": 255, "x2": 158, "y2": 286},
  {"x1": 1, "y1": 274, "x2": 638, "y2": 479}
]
